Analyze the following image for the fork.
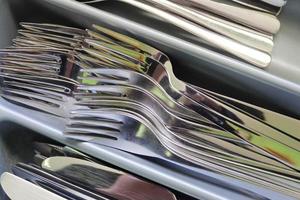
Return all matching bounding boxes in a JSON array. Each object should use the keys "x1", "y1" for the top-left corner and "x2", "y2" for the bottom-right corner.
[
  {"x1": 75, "y1": 82, "x2": 300, "y2": 170},
  {"x1": 69, "y1": 99, "x2": 297, "y2": 174},
  {"x1": 79, "y1": 0, "x2": 274, "y2": 67},
  {"x1": 1, "y1": 23, "x2": 300, "y2": 197},
  {"x1": 85, "y1": 26, "x2": 300, "y2": 153},
  {"x1": 74, "y1": 84, "x2": 228, "y2": 136},
  {"x1": 65, "y1": 109, "x2": 300, "y2": 198},
  {"x1": 12, "y1": 23, "x2": 300, "y2": 170},
  {"x1": 193, "y1": 86, "x2": 300, "y2": 137},
  {"x1": 77, "y1": 68, "x2": 220, "y2": 127},
  {"x1": 144, "y1": 0, "x2": 274, "y2": 53}
]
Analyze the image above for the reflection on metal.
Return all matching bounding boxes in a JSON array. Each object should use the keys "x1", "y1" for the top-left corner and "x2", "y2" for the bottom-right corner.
[{"x1": 0, "y1": 22, "x2": 299, "y2": 199}]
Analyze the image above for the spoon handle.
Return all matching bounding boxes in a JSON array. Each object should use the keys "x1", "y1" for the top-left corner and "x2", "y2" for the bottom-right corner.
[
  {"x1": 260, "y1": 0, "x2": 287, "y2": 7},
  {"x1": 147, "y1": 0, "x2": 274, "y2": 53},
  {"x1": 120, "y1": 0, "x2": 271, "y2": 67},
  {"x1": 173, "y1": 0, "x2": 280, "y2": 34},
  {"x1": 230, "y1": 0, "x2": 281, "y2": 15}
]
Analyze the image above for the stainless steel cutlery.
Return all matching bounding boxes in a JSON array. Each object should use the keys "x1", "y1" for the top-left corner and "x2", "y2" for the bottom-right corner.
[
  {"x1": 77, "y1": 0, "x2": 288, "y2": 68},
  {"x1": 0, "y1": 21, "x2": 299, "y2": 199},
  {"x1": 1, "y1": 172, "x2": 67, "y2": 200},
  {"x1": 1, "y1": 142, "x2": 179, "y2": 200}
]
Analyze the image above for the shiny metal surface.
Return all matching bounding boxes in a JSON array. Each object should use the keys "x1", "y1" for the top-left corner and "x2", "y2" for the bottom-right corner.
[
  {"x1": 260, "y1": 0, "x2": 287, "y2": 7},
  {"x1": 1, "y1": 1, "x2": 299, "y2": 198},
  {"x1": 85, "y1": 26, "x2": 300, "y2": 169},
  {"x1": 78, "y1": 70, "x2": 212, "y2": 127},
  {"x1": 42, "y1": 156, "x2": 177, "y2": 200},
  {"x1": 146, "y1": 0, "x2": 274, "y2": 53},
  {"x1": 65, "y1": 109, "x2": 300, "y2": 198},
  {"x1": 36, "y1": 0, "x2": 300, "y2": 120},
  {"x1": 0, "y1": 97, "x2": 293, "y2": 200},
  {"x1": 1, "y1": 172, "x2": 67, "y2": 200},
  {"x1": 169, "y1": 0, "x2": 280, "y2": 34},
  {"x1": 113, "y1": 0, "x2": 272, "y2": 67},
  {"x1": 75, "y1": 85, "x2": 226, "y2": 136},
  {"x1": 67, "y1": 100, "x2": 299, "y2": 174},
  {"x1": 74, "y1": 73, "x2": 300, "y2": 173},
  {"x1": 2, "y1": 22, "x2": 300, "y2": 170},
  {"x1": 193, "y1": 86, "x2": 300, "y2": 137},
  {"x1": 1, "y1": 22, "x2": 300, "y2": 200},
  {"x1": 231, "y1": 0, "x2": 282, "y2": 15},
  {"x1": 76, "y1": 0, "x2": 273, "y2": 67},
  {"x1": 12, "y1": 164, "x2": 108, "y2": 200}
]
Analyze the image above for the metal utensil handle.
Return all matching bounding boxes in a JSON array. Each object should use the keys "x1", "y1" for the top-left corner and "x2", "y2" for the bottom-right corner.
[{"x1": 120, "y1": 0, "x2": 271, "y2": 67}]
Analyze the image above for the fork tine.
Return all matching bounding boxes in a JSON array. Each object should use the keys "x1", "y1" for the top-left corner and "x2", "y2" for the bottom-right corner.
[
  {"x1": 1, "y1": 94, "x2": 65, "y2": 117},
  {"x1": 18, "y1": 30, "x2": 82, "y2": 46},
  {"x1": 2, "y1": 84, "x2": 68, "y2": 102},
  {"x1": 0, "y1": 66, "x2": 57, "y2": 75},
  {"x1": 13, "y1": 37, "x2": 74, "y2": 51},
  {"x1": 69, "y1": 109, "x2": 123, "y2": 121},
  {"x1": 84, "y1": 39, "x2": 148, "y2": 64},
  {"x1": 86, "y1": 29, "x2": 117, "y2": 45},
  {"x1": 2, "y1": 79, "x2": 71, "y2": 94},
  {"x1": 20, "y1": 22, "x2": 87, "y2": 36},
  {"x1": 82, "y1": 47, "x2": 145, "y2": 71},
  {"x1": 92, "y1": 24, "x2": 168, "y2": 60},
  {"x1": 64, "y1": 126, "x2": 119, "y2": 139},
  {"x1": 0, "y1": 51, "x2": 61, "y2": 63},
  {"x1": 2, "y1": 88, "x2": 63, "y2": 106},
  {"x1": 75, "y1": 53, "x2": 119, "y2": 68},
  {"x1": 76, "y1": 85, "x2": 124, "y2": 94},
  {"x1": 84, "y1": 41, "x2": 145, "y2": 68},
  {"x1": 67, "y1": 117, "x2": 123, "y2": 130},
  {"x1": 79, "y1": 68, "x2": 131, "y2": 79},
  {"x1": 78, "y1": 75, "x2": 129, "y2": 86},
  {"x1": 0, "y1": 73, "x2": 78, "y2": 88},
  {"x1": 0, "y1": 60, "x2": 60, "y2": 71}
]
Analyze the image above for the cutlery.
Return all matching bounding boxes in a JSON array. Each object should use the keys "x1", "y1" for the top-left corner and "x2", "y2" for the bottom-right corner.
[
  {"x1": 125, "y1": 0, "x2": 273, "y2": 67},
  {"x1": 169, "y1": 0, "x2": 280, "y2": 34},
  {"x1": 77, "y1": 68, "x2": 213, "y2": 127},
  {"x1": 75, "y1": 84, "x2": 228, "y2": 138},
  {"x1": 87, "y1": 26, "x2": 300, "y2": 154},
  {"x1": 64, "y1": 109, "x2": 300, "y2": 198},
  {"x1": 12, "y1": 164, "x2": 110, "y2": 200},
  {"x1": 33, "y1": 142, "x2": 95, "y2": 161},
  {"x1": 139, "y1": 0, "x2": 274, "y2": 53},
  {"x1": 4, "y1": 22, "x2": 300, "y2": 171},
  {"x1": 41, "y1": 156, "x2": 178, "y2": 200},
  {"x1": 1, "y1": 172, "x2": 67, "y2": 200},
  {"x1": 193, "y1": 86, "x2": 300, "y2": 137},
  {"x1": 231, "y1": 0, "x2": 282, "y2": 15},
  {"x1": 2, "y1": 22, "x2": 300, "y2": 195},
  {"x1": 260, "y1": 0, "x2": 287, "y2": 7},
  {"x1": 77, "y1": 0, "x2": 272, "y2": 67},
  {"x1": 74, "y1": 83, "x2": 300, "y2": 172},
  {"x1": 80, "y1": 0, "x2": 280, "y2": 34},
  {"x1": 34, "y1": 144, "x2": 286, "y2": 200},
  {"x1": 67, "y1": 104, "x2": 300, "y2": 177},
  {"x1": 12, "y1": 167, "x2": 88, "y2": 200},
  {"x1": 81, "y1": 30, "x2": 299, "y2": 167}
]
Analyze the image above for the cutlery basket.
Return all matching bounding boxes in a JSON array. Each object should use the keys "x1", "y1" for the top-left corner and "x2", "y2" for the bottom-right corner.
[{"x1": 0, "y1": 0, "x2": 299, "y2": 199}]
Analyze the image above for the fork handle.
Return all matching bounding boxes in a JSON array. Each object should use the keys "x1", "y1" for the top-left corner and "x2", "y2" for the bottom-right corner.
[{"x1": 120, "y1": 0, "x2": 271, "y2": 67}]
